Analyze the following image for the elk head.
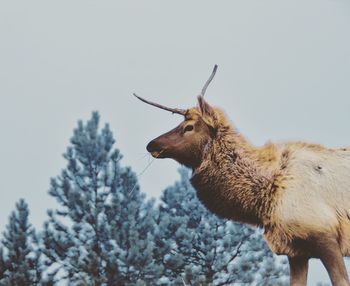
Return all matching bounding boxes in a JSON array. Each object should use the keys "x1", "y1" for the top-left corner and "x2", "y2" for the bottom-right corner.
[{"x1": 135, "y1": 65, "x2": 219, "y2": 169}]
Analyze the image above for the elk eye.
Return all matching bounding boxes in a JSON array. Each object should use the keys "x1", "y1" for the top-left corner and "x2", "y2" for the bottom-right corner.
[{"x1": 184, "y1": 125, "x2": 194, "y2": 133}]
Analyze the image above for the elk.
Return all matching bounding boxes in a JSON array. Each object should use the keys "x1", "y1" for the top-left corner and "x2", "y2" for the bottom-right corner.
[{"x1": 135, "y1": 66, "x2": 350, "y2": 286}]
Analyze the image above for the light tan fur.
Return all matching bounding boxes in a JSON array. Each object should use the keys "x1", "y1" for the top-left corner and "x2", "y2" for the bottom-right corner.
[{"x1": 267, "y1": 143, "x2": 350, "y2": 257}]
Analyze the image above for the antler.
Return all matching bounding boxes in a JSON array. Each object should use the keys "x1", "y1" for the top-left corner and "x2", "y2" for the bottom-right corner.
[
  {"x1": 134, "y1": 65, "x2": 218, "y2": 114},
  {"x1": 133, "y1": 93, "x2": 187, "y2": 115},
  {"x1": 200, "y1": 64, "x2": 218, "y2": 97}
]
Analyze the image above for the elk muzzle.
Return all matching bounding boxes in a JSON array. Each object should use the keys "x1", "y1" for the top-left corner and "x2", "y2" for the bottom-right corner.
[
  {"x1": 146, "y1": 139, "x2": 166, "y2": 158},
  {"x1": 146, "y1": 126, "x2": 181, "y2": 159}
]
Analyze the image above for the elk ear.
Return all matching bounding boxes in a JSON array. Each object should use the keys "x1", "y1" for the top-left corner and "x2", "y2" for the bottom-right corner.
[
  {"x1": 198, "y1": 96, "x2": 215, "y2": 118},
  {"x1": 197, "y1": 96, "x2": 217, "y2": 134}
]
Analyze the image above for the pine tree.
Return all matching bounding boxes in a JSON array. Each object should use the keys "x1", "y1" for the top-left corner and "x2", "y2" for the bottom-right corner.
[
  {"x1": 155, "y1": 168, "x2": 289, "y2": 285},
  {"x1": 0, "y1": 199, "x2": 41, "y2": 285},
  {"x1": 0, "y1": 247, "x2": 5, "y2": 279},
  {"x1": 43, "y1": 112, "x2": 161, "y2": 285}
]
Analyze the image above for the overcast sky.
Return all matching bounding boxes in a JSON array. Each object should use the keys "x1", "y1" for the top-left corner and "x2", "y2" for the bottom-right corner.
[{"x1": 1, "y1": 0, "x2": 350, "y2": 284}]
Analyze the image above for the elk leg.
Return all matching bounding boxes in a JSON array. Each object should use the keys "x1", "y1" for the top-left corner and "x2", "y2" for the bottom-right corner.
[
  {"x1": 288, "y1": 256, "x2": 309, "y2": 286},
  {"x1": 313, "y1": 235, "x2": 350, "y2": 286}
]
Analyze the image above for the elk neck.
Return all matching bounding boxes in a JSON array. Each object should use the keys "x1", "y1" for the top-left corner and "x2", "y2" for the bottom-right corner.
[{"x1": 191, "y1": 124, "x2": 281, "y2": 227}]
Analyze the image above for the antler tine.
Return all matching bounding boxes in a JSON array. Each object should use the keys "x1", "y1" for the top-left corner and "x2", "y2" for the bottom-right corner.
[
  {"x1": 200, "y1": 64, "x2": 218, "y2": 97},
  {"x1": 133, "y1": 93, "x2": 187, "y2": 116}
]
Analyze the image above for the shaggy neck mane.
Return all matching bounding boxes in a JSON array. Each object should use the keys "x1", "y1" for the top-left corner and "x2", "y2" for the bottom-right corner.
[{"x1": 191, "y1": 110, "x2": 280, "y2": 227}]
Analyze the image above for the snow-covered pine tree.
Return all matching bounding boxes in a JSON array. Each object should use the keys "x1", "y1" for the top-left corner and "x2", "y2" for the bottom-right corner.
[
  {"x1": 0, "y1": 199, "x2": 41, "y2": 285},
  {"x1": 102, "y1": 174, "x2": 162, "y2": 285},
  {"x1": 0, "y1": 247, "x2": 5, "y2": 279},
  {"x1": 42, "y1": 112, "x2": 161, "y2": 285},
  {"x1": 155, "y1": 168, "x2": 289, "y2": 286}
]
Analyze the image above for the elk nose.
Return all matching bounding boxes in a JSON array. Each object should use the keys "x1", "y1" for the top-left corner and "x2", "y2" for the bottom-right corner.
[{"x1": 146, "y1": 140, "x2": 158, "y2": 152}]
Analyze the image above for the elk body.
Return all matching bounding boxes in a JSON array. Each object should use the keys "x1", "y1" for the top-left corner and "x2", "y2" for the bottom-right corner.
[{"x1": 135, "y1": 67, "x2": 350, "y2": 286}]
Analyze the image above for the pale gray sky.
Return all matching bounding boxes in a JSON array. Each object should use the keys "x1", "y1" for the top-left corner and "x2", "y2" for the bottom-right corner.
[{"x1": 1, "y1": 0, "x2": 350, "y2": 284}]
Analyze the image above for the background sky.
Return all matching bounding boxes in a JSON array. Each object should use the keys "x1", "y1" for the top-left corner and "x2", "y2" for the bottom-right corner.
[{"x1": 1, "y1": 0, "x2": 350, "y2": 284}]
